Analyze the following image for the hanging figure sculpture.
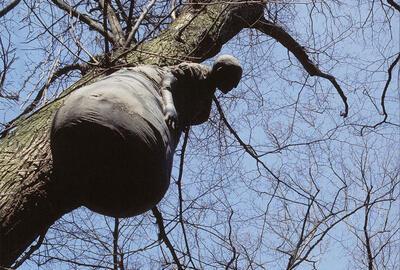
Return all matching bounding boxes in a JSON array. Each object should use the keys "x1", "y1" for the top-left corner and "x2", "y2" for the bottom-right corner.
[{"x1": 50, "y1": 55, "x2": 243, "y2": 217}]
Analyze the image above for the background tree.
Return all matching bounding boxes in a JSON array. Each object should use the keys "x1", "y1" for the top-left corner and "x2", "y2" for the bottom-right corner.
[{"x1": 0, "y1": 0, "x2": 399, "y2": 269}]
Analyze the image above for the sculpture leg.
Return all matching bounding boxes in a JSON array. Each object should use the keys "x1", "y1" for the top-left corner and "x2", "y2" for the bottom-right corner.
[{"x1": 51, "y1": 115, "x2": 170, "y2": 218}]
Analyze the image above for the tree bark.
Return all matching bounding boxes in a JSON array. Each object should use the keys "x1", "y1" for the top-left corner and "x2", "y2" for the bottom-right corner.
[{"x1": 0, "y1": 2, "x2": 263, "y2": 267}]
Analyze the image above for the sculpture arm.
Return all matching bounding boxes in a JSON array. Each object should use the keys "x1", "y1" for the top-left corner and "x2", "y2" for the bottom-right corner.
[
  {"x1": 188, "y1": 95, "x2": 213, "y2": 126},
  {"x1": 167, "y1": 63, "x2": 215, "y2": 126},
  {"x1": 177, "y1": 63, "x2": 214, "y2": 125},
  {"x1": 160, "y1": 72, "x2": 178, "y2": 129}
]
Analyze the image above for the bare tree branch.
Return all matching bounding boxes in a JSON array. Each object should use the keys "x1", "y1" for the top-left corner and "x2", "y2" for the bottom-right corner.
[
  {"x1": 0, "y1": 0, "x2": 21, "y2": 18},
  {"x1": 0, "y1": 63, "x2": 86, "y2": 138},
  {"x1": 387, "y1": 0, "x2": 400, "y2": 12},
  {"x1": 176, "y1": 128, "x2": 197, "y2": 269},
  {"x1": 152, "y1": 207, "x2": 183, "y2": 270},
  {"x1": 68, "y1": 23, "x2": 100, "y2": 64},
  {"x1": 170, "y1": 0, "x2": 177, "y2": 21},
  {"x1": 101, "y1": 0, "x2": 111, "y2": 57},
  {"x1": 26, "y1": 2, "x2": 94, "y2": 65},
  {"x1": 0, "y1": 33, "x2": 18, "y2": 101},
  {"x1": 363, "y1": 190, "x2": 375, "y2": 270},
  {"x1": 114, "y1": 0, "x2": 129, "y2": 22},
  {"x1": 12, "y1": 231, "x2": 45, "y2": 268},
  {"x1": 286, "y1": 192, "x2": 318, "y2": 270},
  {"x1": 254, "y1": 17, "x2": 349, "y2": 118},
  {"x1": 225, "y1": 210, "x2": 237, "y2": 270},
  {"x1": 125, "y1": 0, "x2": 136, "y2": 40},
  {"x1": 213, "y1": 97, "x2": 309, "y2": 200},
  {"x1": 21, "y1": 63, "x2": 86, "y2": 115},
  {"x1": 50, "y1": 0, "x2": 116, "y2": 44},
  {"x1": 380, "y1": 53, "x2": 400, "y2": 122},
  {"x1": 112, "y1": 217, "x2": 119, "y2": 270},
  {"x1": 360, "y1": 52, "x2": 400, "y2": 133},
  {"x1": 125, "y1": 0, "x2": 157, "y2": 47},
  {"x1": 98, "y1": 0, "x2": 125, "y2": 47}
]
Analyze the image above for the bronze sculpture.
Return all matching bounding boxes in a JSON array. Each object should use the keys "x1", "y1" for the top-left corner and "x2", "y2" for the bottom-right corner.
[{"x1": 50, "y1": 55, "x2": 242, "y2": 217}]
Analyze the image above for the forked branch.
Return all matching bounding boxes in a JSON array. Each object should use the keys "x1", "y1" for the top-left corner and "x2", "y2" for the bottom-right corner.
[
  {"x1": 51, "y1": 0, "x2": 115, "y2": 44},
  {"x1": 0, "y1": 34, "x2": 18, "y2": 101},
  {"x1": 98, "y1": 0, "x2": 125, "y2": 47},
  {"x1": 125, "y1": 0, "x2": 157, "y2": 47},
  {"x1": 254, "y1": 18, "x2": 349, "y2": 117}
]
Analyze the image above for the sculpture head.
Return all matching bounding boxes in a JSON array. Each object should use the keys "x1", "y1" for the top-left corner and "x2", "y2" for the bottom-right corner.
[{"x1": 211, "y1": 55, "x2": 243, "y2": 94}]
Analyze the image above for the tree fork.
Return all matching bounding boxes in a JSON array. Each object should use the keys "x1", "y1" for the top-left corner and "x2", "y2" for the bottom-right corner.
[{"x1": 0, "y1": 2, "x2": 263, "y2": 267}]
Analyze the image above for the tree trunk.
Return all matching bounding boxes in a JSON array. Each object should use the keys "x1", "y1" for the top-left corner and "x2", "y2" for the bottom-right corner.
[{"x1": 0, "y1": 2, "x2": 262, "y2": 267}]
